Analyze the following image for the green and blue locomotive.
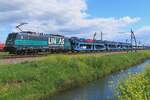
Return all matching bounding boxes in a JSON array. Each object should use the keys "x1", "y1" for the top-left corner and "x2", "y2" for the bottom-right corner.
[{"x1": 4, "y1": 31, "x2": 71, "y2": 54}]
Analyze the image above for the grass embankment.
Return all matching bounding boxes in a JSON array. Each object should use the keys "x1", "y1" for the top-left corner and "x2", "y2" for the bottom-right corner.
[
  {"x1": 117, "y1": 66, "x2": 150, "y2": 100},
  {"x1": 0, "y1": 51, "x2": 150, "y2": 99},
  {"x1": 0, "y1": 52, "x2": 11, "y2": 58}
]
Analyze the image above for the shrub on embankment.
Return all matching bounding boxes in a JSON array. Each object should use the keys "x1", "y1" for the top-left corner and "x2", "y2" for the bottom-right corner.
[
  {"x1": 117, "y1": 66, "x2": 150, "y2": 100},
  {"x1": 0, "y1": 51, "x2": 150, "y2": 99}
]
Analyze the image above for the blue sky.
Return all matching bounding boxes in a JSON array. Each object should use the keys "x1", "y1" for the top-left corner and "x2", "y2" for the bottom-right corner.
[
  {"x1": 87, "y1": 0, "x2": 150, "y2": 26},
  {"x1": 0, "y1": 0, "x2": 150, "y2": 44},
  {"x1": 87, "y1": 0, "x2": 150, "y2": 17}
]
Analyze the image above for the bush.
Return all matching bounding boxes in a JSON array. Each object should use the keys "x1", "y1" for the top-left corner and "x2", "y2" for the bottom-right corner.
[{"x1": 117, "y1": 66, "x2": 150, "y2": 100}]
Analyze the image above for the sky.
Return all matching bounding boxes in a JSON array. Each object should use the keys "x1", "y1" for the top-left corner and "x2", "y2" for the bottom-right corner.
[{"x1": 0, "y1": 0, "x2": 150, "y2": 45}]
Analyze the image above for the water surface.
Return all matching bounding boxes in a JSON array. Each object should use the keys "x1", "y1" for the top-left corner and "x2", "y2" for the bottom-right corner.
[{"x1": 49, "y1": 60, "x2": 150, "y2": 100}]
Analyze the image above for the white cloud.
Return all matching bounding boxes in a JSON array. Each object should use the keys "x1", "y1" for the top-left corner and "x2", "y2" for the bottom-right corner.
[
  {"x1": 136, "y1": 26, "x2": 150, "y2": 34},
  {"x1": 135, "y1": 26, "x2": 150, "y2": 45},
  {"x1": 0, "y1": 0, "x2": 141, "y2": 42}
]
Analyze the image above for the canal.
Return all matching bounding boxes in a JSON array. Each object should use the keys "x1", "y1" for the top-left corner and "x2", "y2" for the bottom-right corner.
[{"x1": 49, "y1": 60, "x2": 150, "y2": 100}]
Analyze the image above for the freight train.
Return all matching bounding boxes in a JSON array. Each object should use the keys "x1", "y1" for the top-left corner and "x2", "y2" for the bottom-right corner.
[{"x1": 4, "y1": 31, "x2": 145, "y2": 54}]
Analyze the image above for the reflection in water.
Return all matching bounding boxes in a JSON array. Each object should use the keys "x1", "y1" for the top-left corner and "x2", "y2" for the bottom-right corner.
[{"x1": 49, "y1": 60, "x2": 150, "y2": 100}]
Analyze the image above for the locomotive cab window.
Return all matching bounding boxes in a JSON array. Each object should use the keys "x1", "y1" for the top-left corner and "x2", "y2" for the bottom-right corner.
[{"x1": 7, "y1": 33, "x2": 17, "y2": 41}]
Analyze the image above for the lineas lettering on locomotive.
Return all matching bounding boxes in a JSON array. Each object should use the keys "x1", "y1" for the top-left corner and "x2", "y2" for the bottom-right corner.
[{"x1": 48, "y1": 37, "x2": 64, "y2": 45}]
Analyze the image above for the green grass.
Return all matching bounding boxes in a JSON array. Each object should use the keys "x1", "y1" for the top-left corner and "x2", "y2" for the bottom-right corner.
[
  {"x1": 0, "y1": 52, "x2": 11, "y2": 58},
  {"x1": 117, "y1": 66, "x2": 150, "y2": 100},
  {"x1": 0, "y1": 51, "x2": 150, "y2": 99}
]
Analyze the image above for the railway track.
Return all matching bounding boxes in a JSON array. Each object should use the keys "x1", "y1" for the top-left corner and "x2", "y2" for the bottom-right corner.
[
  {"x1": 1, "y1": 53, "x2": 49, "y2": 59},
  {"x1": 0, "y1": 52, "x2": 74, "y2": 59},
  {"x1": 0, "y1": 51, "x2": 129, "y2": 59}
]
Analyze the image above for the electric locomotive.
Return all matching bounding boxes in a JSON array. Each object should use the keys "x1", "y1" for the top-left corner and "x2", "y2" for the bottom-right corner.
[{"x1": 4, "y1": 31, "x2": 71, "y2": 54}]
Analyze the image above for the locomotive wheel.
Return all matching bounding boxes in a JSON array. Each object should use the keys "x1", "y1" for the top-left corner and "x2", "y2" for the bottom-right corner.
[
  {"x1": 33, "y1": 50, "x2": 38, "y2": 55},
  {"x1": 21, "y1": 51, "x2": 25, "y2": 55},
  {"x1": 16, "y1": 51, "x2": 21, "y2": 55}
]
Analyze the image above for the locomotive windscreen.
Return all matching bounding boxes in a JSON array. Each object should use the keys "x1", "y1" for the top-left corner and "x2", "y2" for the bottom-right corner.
[
  {"x1": 6, "y1": 33, "x2": 17, "y2": 45},
  {"x1": 7, "y1": 33, "x2": 17, "y2": 41}
]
